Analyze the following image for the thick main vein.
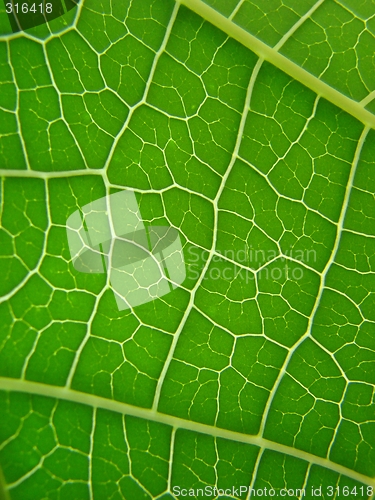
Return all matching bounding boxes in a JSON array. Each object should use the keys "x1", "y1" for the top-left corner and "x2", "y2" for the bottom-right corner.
[
  {"x1": 179, "y1": 0, "x2": 375, "y2": 130},
  {"x1": 0, "y1": 377, "x2": 374, "y2": 488}
]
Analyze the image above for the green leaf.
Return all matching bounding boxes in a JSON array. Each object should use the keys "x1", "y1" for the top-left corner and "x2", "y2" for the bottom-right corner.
[{"x1": 0, "y1": 0, "x2": 375, "y2": 499}]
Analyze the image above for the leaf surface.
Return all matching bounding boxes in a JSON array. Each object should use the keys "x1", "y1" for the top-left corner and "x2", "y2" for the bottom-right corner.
[{"x1": 0, "y1": 0, "x2": 374, "y2": 499}]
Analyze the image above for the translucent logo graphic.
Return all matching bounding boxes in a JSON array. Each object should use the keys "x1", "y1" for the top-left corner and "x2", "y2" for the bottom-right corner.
[{"x1": 66, "y1": 190, "x2": 186, "y2": 310}]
